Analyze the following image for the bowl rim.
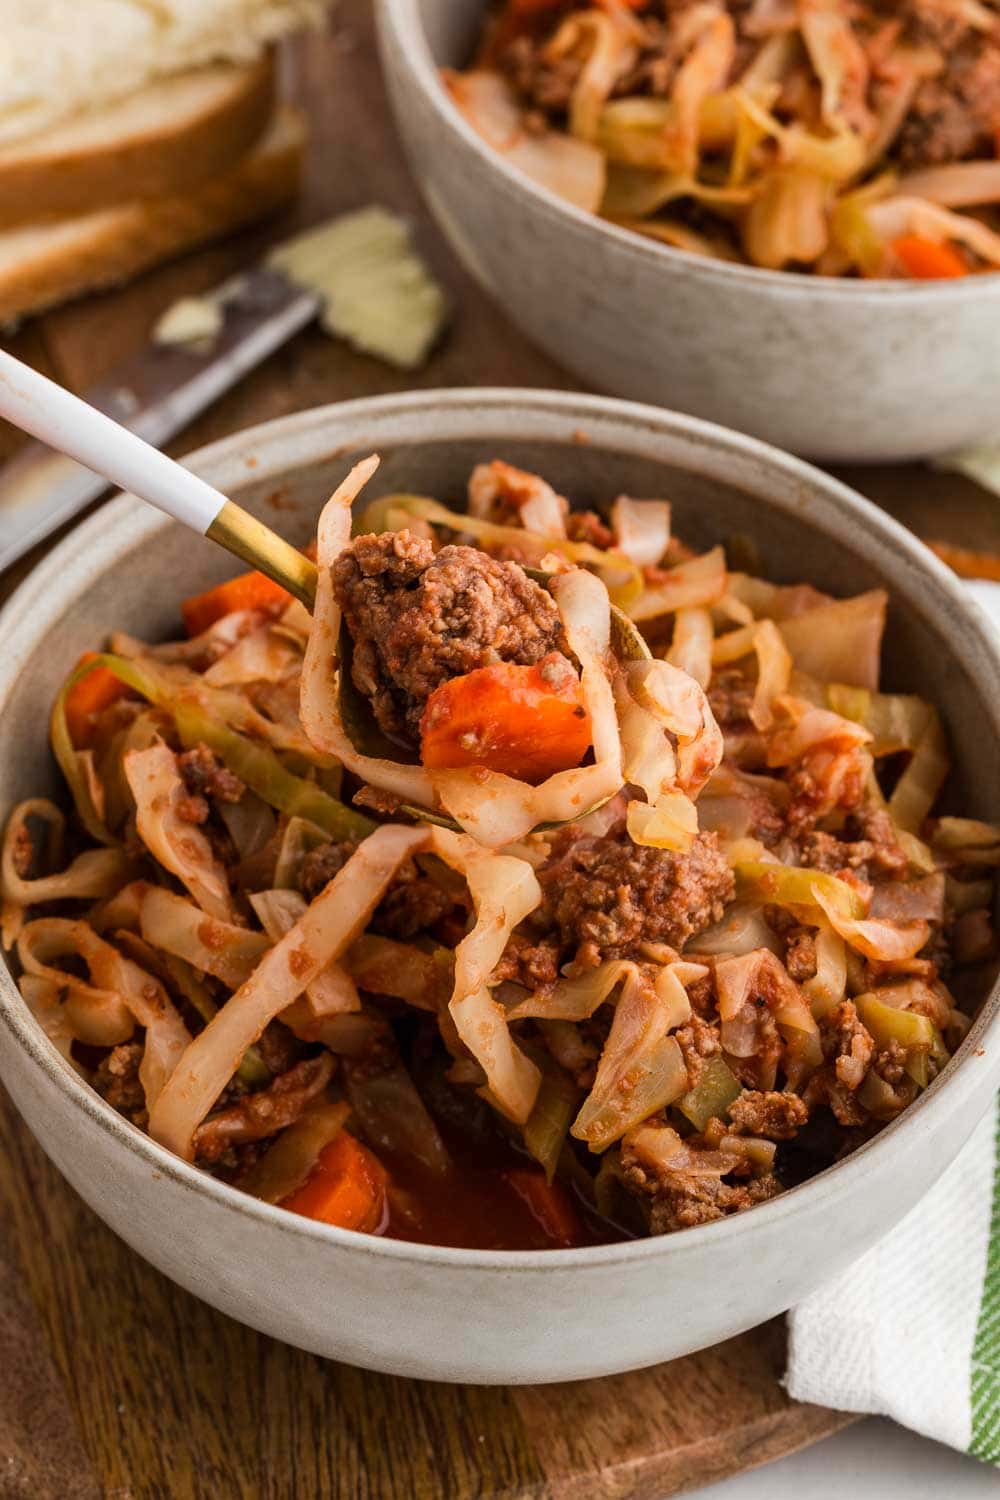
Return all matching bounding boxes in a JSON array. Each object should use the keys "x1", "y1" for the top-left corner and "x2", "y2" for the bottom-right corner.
[
  {"x1": 1, "y1": 385, "x2": 998, "y2": 1272},
  {"x1": 376, "y1": 0, "x2": 1000, "y2": 304}
]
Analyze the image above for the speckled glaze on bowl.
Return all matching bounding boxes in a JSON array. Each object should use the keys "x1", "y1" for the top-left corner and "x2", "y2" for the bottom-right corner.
[
  {"x1": 1, "y1": 390, "x2": 998, "y2": 1384},
  {"x1": 376, "y1": 0, "x2": 1000, "y2": 464}
]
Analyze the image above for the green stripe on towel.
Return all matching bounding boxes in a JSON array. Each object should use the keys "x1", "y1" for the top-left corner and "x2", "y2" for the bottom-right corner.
[{"x1": 971, "y1": 1103, "x2": 1000, "y2": 1464}]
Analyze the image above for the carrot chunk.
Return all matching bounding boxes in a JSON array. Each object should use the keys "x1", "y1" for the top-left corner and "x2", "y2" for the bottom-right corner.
[
  {"x1": 181, "y1": 571, "x2": 291, "y2": 636},
  {"x1": 64, "y1": 653, "x2": 133, "y2": 749},
  {"x1": 892, "y1": 236, "x2": 969, "y2": 279},
  {"x1": 419, "y1": 654, "x2": 592, "y2": 783},
  {"x1": 280, "y1": 1130, "x2": 389, "y2": 1233},
  {"x1": 503, "y1": 1169, "x2": 583, "y2": 1248}
]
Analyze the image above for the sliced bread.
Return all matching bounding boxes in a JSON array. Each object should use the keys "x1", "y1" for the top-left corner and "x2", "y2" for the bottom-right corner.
[
  {"x1": 0, "y1": 107, "x2": 307, "y2": 327},
  {"x1": 0, "y1": 59, "x2": 276, "y2": 230},
  {"x1": 0, "y1": 1, "x2": 327, "y2": 144}
]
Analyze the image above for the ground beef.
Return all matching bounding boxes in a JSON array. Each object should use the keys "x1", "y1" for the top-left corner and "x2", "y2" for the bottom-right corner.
[
  {"x1": 372, "y1": 861, "x2": 462, "y2": 942},
  {"x1": 798, "y1": 807, "x2": 908, "y2": 882},
  {"x1": 620, "y1": 1131, "x2": 781, "y2": 1234},
  {"x1": 728, "y1": 1089, "x2": 809, "y2": 1141},
  {"x1": 802, "y1": 1000, "x2": 876, "y2": 1126},
  {"x1": 827, "y1": 1000, "x2": 876, "y2": 1091},
  {"x1": 297, "y1": 839, "x2": 462, "y2": 940},
  {"x1": 894, "y1": 10, "x2": 1000, "y2": 169},
  {"x1": 297, "y1": 839, "x2": 357, "y2": 901},
  {"x1": 674, "y1": 1015, "x2": 722, "y2": 1088},
  {"x1": 93, "y1": 1043, "x2": 146, "y2": 1125},
  {"x1": 686, "y1": 971, "x2": 717, "y2": 1018},
  {"x1": 491, "y1": 931, "x2": 563, "y2": 989},
  {"x1": 566, "y1": 510, "x2": 615, "y2": 549},
  {"x1": 706, "y1": 667, "x2": 754, "y2": 731},
  {"x1": 332, "y1": 531, "x2": 565, "y2": 743},
  {"x1": 785, "y1": 928, "x2": 818, "y2": 983},
  {"x1": 193, "y1": 1054, "x2": 334, "y2": 1163},
  {"x1": 352, "y1": 784, "x2": 404, "y2": 817},
  {"x1": 784, "y1": 758, "x2": 867, "y2": 835},
  {"x1": 178, "y1": 744, "x2": 246, "y2": 805},
  {"x1": 255, "y1": 1021, "x2": 302, "y2": 1077},
  {"x1": 538, "y1": 824, "x2": 735, "y2": 959},
  {"x1": 645, "y1": 1174, "x2": 781, "y2": 1233},
  {"x1": 706, "y1": 669, "x2": 770, "y2": 768}
]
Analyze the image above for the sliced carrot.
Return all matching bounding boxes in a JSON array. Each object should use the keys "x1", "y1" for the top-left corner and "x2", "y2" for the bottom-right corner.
[
  {"x1": 181, "y1": 571, "x2": 291, "y2": 637},
  {"x1": 503, "y1": 1169, "x2": 583, "y2": 1248},
  {"x1": 419, "y1": 654, "x2": 592, "y2": 783},
  {"x1": 926, "y1": 539, "x2": 1000, "y2": 582},
  {"x1": 280, "y1": 1130, "x2": 388, "y2": 1233},
  {"x1": 891, "y1": 235, "x2": 969, "y2": 280},
  {"x1": 63, "y1": 653, "x2": 133, "y2": 749}
]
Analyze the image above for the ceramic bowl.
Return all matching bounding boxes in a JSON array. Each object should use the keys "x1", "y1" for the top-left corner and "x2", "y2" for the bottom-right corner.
[
  {"x1": 376, "y1": 0, "x2": 1000, "y2": 464},
  {"x1": 1, "y1": 390, "x2": 998, "y2": 1384}
]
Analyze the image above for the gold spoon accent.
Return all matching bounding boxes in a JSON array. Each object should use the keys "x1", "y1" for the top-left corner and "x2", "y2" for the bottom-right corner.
[{"x1": 0, "y1": 350, "x2": 648, "y2": 833}]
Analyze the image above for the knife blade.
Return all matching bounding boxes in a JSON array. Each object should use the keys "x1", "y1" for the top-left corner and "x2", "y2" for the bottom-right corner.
[{"x1": 0, "y1": 267, "x2": 321, "y2": 573}]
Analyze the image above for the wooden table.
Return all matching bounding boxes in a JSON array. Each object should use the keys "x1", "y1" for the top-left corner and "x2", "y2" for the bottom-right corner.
[{"x1": 0, "y1": 4, "x2": 996, "y2": 1496}]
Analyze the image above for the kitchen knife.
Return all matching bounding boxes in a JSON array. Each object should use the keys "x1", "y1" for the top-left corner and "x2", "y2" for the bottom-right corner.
[{"x1": 0, "y1": 267, "x2": 320, "y2": 573}]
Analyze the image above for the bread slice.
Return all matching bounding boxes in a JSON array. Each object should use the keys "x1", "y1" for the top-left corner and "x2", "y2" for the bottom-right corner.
[
  {"x1": 0, "y1": 59, "x2": 276, "y2": 230},
  {"x1": 0, "y1": 107, "x2": 306, "y2": 327},
  {"x1": 0, "y1": 1, "x2": 326, "y2": 144}
]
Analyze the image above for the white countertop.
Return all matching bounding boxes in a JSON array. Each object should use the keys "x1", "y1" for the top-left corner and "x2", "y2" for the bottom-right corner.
[{"x1": 695, "y1": 1418, "x2": 995, "y2": 1499}]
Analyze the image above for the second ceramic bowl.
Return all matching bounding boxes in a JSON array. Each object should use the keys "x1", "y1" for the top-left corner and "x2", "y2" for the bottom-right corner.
[{"x1": 377, "y1": 0, "x2": 1000, "y2": 464}]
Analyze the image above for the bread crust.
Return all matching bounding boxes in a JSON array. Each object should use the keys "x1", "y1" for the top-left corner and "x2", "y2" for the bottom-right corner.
[
  {"x1": 0, "y1": 57, "x2": 276, "y2": 229},
  {"x1": 0, "y1": 107, "x2": 305, "y2": 326}
]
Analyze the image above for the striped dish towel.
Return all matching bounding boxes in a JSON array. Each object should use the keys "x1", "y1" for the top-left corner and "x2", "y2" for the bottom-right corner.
[
  {"x1": 787, "y1": 579, "x2": 1000, "y2": 1463},
  {"x1": 786, "y1": 1101, "x2": 999, "y2": 1461}
]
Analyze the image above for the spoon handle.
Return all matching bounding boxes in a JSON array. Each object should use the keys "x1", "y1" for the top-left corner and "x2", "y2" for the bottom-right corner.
[{"x1": 0, "y1": 349, "x2": 316, "y2": 607}]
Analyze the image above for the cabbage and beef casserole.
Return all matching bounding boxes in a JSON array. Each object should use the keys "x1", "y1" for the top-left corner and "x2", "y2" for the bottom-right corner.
[
  {"x1": 2, "y1": 454, "x2": 997, "y2": 1249},
  {"x1": 446, "y1": 0, "x2": 1000, "y2": 277}
]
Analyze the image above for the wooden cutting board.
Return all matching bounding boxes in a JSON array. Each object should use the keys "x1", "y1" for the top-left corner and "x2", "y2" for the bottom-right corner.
[{"x1": 1, "y1": 4, "x2": 997, "y2": 1496}]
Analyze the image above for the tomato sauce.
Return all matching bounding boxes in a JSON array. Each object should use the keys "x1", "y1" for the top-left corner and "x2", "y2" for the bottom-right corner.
[{"x1": 375, "y1": 1127, "x2": 630, "y2": 1251}]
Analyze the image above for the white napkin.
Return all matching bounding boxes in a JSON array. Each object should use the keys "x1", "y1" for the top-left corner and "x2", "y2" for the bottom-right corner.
[{"x1": 786, "y1": 581, "x2": 1000, "y2": 1464}]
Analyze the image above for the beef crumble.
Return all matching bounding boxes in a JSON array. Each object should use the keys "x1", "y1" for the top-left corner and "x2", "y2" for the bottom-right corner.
[
  {"x1": 727, "y1": 1089, "x2": 809, "y2": 1141},
  {"x1": 537, "y1": 822, "x2": 734, "y2": 960},
  {"x1": 93, "y1": 1042, "x2": 146, "y2": 1126},
  {"x1": 332, "y1": 530, "x2": 566, "y2": 743},
  {"x1": 620, "y1": 1127, "x2": 781, "y2": 1233},
  {"x1": 193, "y1": 1054, "x2": 335, "y2": 1164},
  {"x1": 298, "y1": 839, "x2": 357, "y2": 901},
  {"x1": 298, "y1": 839, "x2": 463, "y2": 941},
  {"x1": 177, "y1": 743, "x2": 246, "y2": 818}
]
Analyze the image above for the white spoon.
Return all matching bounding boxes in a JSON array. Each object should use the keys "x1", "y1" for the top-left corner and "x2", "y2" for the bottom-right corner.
[{"x1": 0, "y1": 348, "x2": 317, "y2": 605}]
